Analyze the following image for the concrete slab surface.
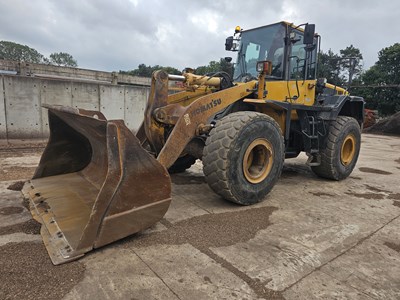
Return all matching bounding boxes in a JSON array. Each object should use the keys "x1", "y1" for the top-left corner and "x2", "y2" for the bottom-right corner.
[{"x1": 0, "y1": 133, "x2": 399, "y2": 300}]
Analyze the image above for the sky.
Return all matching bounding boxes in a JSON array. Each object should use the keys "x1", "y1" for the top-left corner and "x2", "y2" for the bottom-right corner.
[{"x1": 0, "y1": 0, "x2": 399, "y2": 72}]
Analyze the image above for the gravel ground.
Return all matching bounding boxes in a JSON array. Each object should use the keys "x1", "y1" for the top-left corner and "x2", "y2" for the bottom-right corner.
[
  {"x1": 0, "y1": 242, "x2": 86, "y2": 300},
  {"x1": 0, "y1": 135, "x2": 399, "y2": 300},
  {"x1": 0, "y1": 148, "x2": 43, "y2": 181},
  {"x1": 0, "y1": 219, "x2": 41, "y2": 236},
  {"x1": 0, "y1": 146, "x2": 86, "y2": 300}
]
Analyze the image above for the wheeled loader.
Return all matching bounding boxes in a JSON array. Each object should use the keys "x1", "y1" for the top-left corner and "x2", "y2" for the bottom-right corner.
[{"x1": 22, "y1": 21, "x2": 364, "y2": 264}]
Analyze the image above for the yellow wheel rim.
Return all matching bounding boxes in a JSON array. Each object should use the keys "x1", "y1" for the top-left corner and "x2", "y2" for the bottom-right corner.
[
  {"x1": 243, "y1": 138, "x2": 273, "y2": 184},
  {"x1": 341, "y1": 134, "x2": 356, "y2": 166}
]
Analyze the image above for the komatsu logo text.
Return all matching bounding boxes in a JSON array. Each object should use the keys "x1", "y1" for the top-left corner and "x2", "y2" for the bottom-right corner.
[{"x1": 191, "y1": 98, "x2": 222, "y2": 117}]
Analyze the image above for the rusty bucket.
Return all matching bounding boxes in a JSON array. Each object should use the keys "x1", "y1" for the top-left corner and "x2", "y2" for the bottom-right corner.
[{"x1": 22, "y1": 105, "x2": 171, "y2": 265}]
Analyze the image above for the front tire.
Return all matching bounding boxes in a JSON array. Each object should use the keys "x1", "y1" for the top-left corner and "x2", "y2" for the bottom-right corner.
[
  {"x1": 311, "y1": 116, "x2": 361, "y2": 180},
  {"x1": 203, "y1": 112, "x2": 284, "y2": 205}
]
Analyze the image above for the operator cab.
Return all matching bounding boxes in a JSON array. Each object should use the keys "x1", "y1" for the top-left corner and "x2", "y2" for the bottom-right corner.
[{"x1": 226, "y1": 22, "x2": 318, "y2": 83}]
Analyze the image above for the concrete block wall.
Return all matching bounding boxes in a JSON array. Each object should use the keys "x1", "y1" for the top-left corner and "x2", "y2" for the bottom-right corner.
[{"x1": 0, "y1": 74, "x2": 150, "y2": 140}]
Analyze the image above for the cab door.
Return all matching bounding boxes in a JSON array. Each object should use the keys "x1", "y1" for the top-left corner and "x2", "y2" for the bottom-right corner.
[{"x1": 286, "y1": 31, "x2": 317, "y2": 106}]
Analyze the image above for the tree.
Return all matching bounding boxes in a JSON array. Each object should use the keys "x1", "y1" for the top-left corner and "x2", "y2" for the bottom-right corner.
[
  {"x1": 195, "y1": 58, "x2": 233, "y2": 78},
  {"x1": 317, "y1": 49, "x2": 343, "y2": 86},
  {"x1": 195, "y1": 60, "x2": 220, "y2": 75},
  {"x1": 0, "y1": 41, "x2": 78, "y2": 68},
  {"x1": 120, "y1": 59, "x2": 234, "y2": 79},
  {"x1": 0, "y1": 41, "x2": 45, "y2": 63},
  {"x1": 49, "y1": 52, "x2": 78, "y2": 67},
  {"x1": 317, "y1": 46, "x2": 363, "y2": 88},
  {"x1": 339, "y1": 45, "x2": 363, "y2": 87},
  {"x1": 121, "y1": 64, "x2": 181, "y2": 77},
  {"x1": 162, "y1": 66, "x2": 182, "y2": 75},
  {"x1": 130, "y1": 63, "x2": 153, "y2": 77},
  {"x1": 356, "y1": 43, "x2": 400, "y2": 115}
]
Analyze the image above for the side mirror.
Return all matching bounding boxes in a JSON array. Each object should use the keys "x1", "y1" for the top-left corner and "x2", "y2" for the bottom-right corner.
[
  {"x1": 303, "y1": 24, "x2": 315, "y2": 45},
  {"x1": 225, "y1": 36, "x2": 234, "y2": 51}
]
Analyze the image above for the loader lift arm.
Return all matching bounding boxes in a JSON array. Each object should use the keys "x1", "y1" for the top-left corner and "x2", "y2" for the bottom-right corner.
[{"x1": 141, "y1": 70, "x2": 256, "y2": 168}]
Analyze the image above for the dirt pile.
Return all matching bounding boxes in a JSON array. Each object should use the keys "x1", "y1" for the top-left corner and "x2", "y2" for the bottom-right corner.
[
  {"x1": 364, "y1": 109, "x2": 377, "y2": 128},
  {"x1": 364, "y1": 111, "x2": 400, "y2": 135}
]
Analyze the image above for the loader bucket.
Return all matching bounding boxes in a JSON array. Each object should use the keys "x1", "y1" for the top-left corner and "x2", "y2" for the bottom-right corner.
[{"x1": 22, "y1": 105, "x2": 171, "y2": 265}]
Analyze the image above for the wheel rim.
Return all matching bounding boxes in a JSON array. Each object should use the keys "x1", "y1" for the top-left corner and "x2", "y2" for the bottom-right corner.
[
  {"x1": 243, "y1": 138, "x2": 273, "y2": 184},
  {"x1": 341, "y1": 133, "x2": 356, "y2": 166}
]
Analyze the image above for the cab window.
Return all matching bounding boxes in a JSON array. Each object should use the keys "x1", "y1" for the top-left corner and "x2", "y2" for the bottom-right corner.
[
  {"x1": 245, "y1": 42, "x2": 261, "y2": 74},
  {"x1": 289, "y1": 32, "x2": 317, "y2": 80}
]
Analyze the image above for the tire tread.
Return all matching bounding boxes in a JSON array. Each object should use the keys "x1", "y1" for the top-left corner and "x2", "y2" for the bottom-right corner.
[
  {"x1": 203, "y1": 111, "x2": 284, "y2": 204},
  {"x1": 311, "y1": 116, "x2": 360, "y2": 180}
]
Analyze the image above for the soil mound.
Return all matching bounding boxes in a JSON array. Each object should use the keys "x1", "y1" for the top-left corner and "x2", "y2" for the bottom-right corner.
[{"x1": 364, "y1": 111, "x2": 400, "y2": 136}]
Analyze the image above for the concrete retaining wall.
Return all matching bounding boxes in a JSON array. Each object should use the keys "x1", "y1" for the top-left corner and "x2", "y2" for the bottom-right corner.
[{"x1": 0, "y1": 60, "x2": 151, "y2": 140}]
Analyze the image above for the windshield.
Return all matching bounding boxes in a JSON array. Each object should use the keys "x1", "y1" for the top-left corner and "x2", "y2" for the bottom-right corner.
[{"x1": 233, "y1": 23, "x2": 286, "y2": 81}]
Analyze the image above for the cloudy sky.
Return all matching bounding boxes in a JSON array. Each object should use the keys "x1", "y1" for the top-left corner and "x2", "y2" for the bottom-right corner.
[{"x1": 1, "y1": 0, "x2": 399, "y2": 72}]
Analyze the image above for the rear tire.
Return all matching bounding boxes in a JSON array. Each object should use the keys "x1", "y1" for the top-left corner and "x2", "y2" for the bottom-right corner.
[
  {"x1": 203, "y1": 112, "x2": 284, "y2": 205},
  {"x1": 311, "y1": 116, "x2": 361, "y2": 180}
]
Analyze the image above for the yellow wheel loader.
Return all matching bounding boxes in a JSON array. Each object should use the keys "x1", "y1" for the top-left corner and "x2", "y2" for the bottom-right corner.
[{"x1": 22, "y1": 21, "x2": 364, "y2": 264}]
